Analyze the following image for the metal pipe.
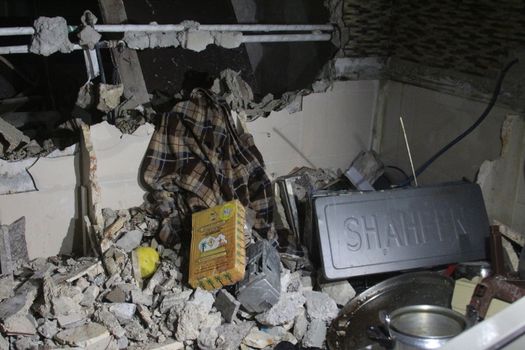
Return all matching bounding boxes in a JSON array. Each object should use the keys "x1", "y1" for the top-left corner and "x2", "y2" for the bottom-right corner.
[
  {"x1": 242, "y1": 33, "x2": 331, "y2": 43},
  {"x1": 0, "y1": 23, "x2": 333, "y2": 37},
  {"x1": 0, "y1": 33, "x2": 331, "y2": 54}
]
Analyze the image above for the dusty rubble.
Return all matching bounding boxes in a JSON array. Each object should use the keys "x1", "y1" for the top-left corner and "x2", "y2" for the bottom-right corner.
[{"x1": 0, "y1": 203, "x2": 344, "y2": 349}]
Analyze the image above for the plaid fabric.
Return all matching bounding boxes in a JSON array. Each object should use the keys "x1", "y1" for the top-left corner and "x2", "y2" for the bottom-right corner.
[{"x1": 142, "y1": 89, "x2": 274, "y2": 244}]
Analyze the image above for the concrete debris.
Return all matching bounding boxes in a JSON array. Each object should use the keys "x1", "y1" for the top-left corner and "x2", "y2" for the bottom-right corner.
[
  {"x1": 0, "y1": 217, "x2": 29, "y2": 275},
  {"x1": 304, "y1": 290, "x2": 339, "y2": 323},
  {"x1": 124, "y1": 31, "x2": 179, "y2": 50},
  {"x1": 0, "y1": 118, "x2": 30, "y2": 153},
  {"x1": 302, "y1": 318, "x2": 327, "y2": 348},
  {"x1": 215, "y1": 321, "x2": 254, "y2": 350},
  {"x1": 175, "y1": 289, "x2": 215, "y2": 341},
  {"x1": 255, "y1": 292, "x2": 306, "y2": 326},
  {"x1": 55, "y1": 322, "x2": 111, "y2": 348},
  {"x1": 109, "y1": 303, "x2": 136, "y2": 322},
  {"x1": 131, "y1": 289, "x2": 153, "y2": 306},
  {"x1": 293, "y1": 308, "x2": 308, "y2": 341},
  {"x1": 97, "y1": 84, "x2": 124, "y2": 112},
  {"x1": 197, "y1": 326, "x2": 219, "y2": 350},
  {"x1": 95, "y1": 310, "x2": 126, "y2": 338},
  {"x1": 320, "y1": 280, "x2": 356, "y2": 306},
  {"x1": 30, "y1": 16, "x2": 74, "y2": 56},
  {"x1": 105, "y1": 286, "x2": 127, "y2": 303},
  {"x1": 115, "y1": 229, "x2": 143, "y2": 252},
  {"x1": 0, "y1": 275, "x2": 14, "y2": 302},
  {"x1": 80, "y1": 285, "x2": 100, "y2": 307},
  {"x1": 125, "y1": 319, "x2": 148, "y2": 341},
  {"x1": 214, "y1": 289, "x2": 240, "y2": 323}
]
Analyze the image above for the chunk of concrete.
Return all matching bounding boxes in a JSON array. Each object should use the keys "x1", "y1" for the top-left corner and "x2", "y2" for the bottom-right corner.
[
  {"x1": 95, "y1": 310, "x2": 125, "y2": 338},
  {"x1": 80, "y1": 285, "x2": 100, "y2": 307},
  {"x1": 38, "y1": 319, "x2": 59, "y2": 339},
  {"x1": 304, "y1": 290, "x2": 339, "y2": 322},
  {"x1": 124, "y1": 319, "x2": 147, "y2": 341},
  {"x1": 256, "y1": 292, "x2": 306, "y2": 326},
  {"x1": 115, "y1": 230, "x2": 143, "y2": 252},
  {"x1": 243, "y1": 327, "x2": 279, "y2": 349},
  {"x1": 108, "y1": 303, "x2": 136, "y2": 322},
  {"x1": 302, "y1": 318, "x2": 327, "y2": 348},
  {"x1": 131, "y1": 289, "x2": 153, "y2": 306},
  {"x1": 142, "y1": 340, "x2": 184, "y2": 350},
  {"x1": 0, "y1": 118, "x2": 29, "y2": 153},
  {"x1": 29, "y1": 16, "x2": 74, "y2": 56},
  {"x1": 215, "y1": 321, "x2": 254, "y2": 350},
  {"x1": 197, "y1": 326, "x2": 219, "y2": 350},
  {"x1": 97, "y1": 84, "x2": 124, "y2": 112},
  {"x1": 320, "y1": 280, "x2": 356, "y2": 306},
  {"x1": 105, "y1": 286, "x2": 127, "y2": 303},
  {"x1": 55, "y1": 322, "x2": 111, "y2": 348},
  {"x1": 293, "y1": 308, "x2": 308, "y2": 341},
  {"x1": 214, "y1": 289, "x2": 240, "y2": 323}
]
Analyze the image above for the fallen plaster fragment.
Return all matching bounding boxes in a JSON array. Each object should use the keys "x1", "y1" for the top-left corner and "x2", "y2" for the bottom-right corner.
[
  {"x1": 55, "y1": 322, "x2": 111, "y2": 348},
  {"x1": 320, "y1": 280, "x2": 356, "y2": 306},
  {"x1": 302, "y1": 318, "x2": 327, "y2": 348},
  {"x1": 0, "y1": 158, "x2": 37, "y2": 194},
  {"x1": 97, "y1": 84, "x2": 124, "y2": 112},
  {"x1": 304, "y1": 290, "x2": 339, "y2": 323},
  {"x1": 30, "y1": 16, "x2": 74, "y2": 56},
  {"x1": 124, "y1": 31, "x2": 179, "y2": 50},
  {"x1": 0, "y1": 117, "x2": 30, "y2": 153},
  {"x1": 256, "y1": 292, "x2": 306, "y2": 326}
]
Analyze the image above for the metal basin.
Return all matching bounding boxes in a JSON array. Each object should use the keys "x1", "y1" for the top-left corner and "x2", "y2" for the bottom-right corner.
[{"x1": 386, "y1": 305, "x2": 468, "y2": 350}]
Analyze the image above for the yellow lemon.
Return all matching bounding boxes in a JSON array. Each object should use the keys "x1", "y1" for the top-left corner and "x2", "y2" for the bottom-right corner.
[{"x1": 135, "y1": 247, "x2": 160, "y2": 278}]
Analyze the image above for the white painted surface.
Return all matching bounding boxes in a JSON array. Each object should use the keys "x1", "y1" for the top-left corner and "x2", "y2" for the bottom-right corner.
[
  {"x1": 478, "y1": 115, "x2": 525, "y2": 233},
  {"x1": 248, "y1": 80, "x2": 379, "y2": 179},
  {"x1": 377, "y1": 81, "x2": 515, "y2": 184},
  {"x1": 0, "y1": 148, "x2": 79, "y2": 259},
  {"x1": 90, "y1": 122, "x2": 154, "y2": 210}
]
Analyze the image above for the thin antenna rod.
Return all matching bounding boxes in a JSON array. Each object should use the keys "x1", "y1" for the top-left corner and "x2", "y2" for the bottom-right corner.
[{"x1": 400, "y1": 116, "x2": 418, "y2": 187}]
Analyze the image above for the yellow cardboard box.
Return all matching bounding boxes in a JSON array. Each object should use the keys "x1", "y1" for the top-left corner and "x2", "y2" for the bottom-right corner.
[{"x1": 188, "y1": 200, "x2": 246, "y2": 290}]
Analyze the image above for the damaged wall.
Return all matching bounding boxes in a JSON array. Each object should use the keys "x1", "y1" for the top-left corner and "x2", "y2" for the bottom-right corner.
[
  {"x1": 377, "y1": 81, "x2": 516, "y2": 185},
  {"x1": 248, "y1": 80, "x2": 379, "y2": 178},
  {"x1": 0, "y1": 146, "x2": 80, "y2": 259}
]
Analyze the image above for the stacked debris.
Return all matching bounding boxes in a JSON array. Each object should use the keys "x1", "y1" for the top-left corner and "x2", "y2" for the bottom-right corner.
[{"x1": 0, "y1": 203, "x2": 349, "y2": 349}]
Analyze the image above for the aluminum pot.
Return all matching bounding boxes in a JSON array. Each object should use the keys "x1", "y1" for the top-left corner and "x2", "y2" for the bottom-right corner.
[{"x1": 382, "y1": 305, "x2": 468, "y2": 350}]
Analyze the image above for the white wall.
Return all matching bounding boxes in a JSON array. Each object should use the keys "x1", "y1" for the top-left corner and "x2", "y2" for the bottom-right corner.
[
  {"x1": 377, "y1": 81, "x2": 515, "y2": 184},
  {"x1": 0, "y1": 147, "x2": 79, "y2": 259},
  {"x1": 248, "y1": 80, "x2": 379, "y2": 178}
]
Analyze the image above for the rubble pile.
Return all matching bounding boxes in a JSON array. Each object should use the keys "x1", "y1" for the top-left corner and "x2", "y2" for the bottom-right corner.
[{"x1": 0, "y1": 205, "x2": 343, "y2": 349}]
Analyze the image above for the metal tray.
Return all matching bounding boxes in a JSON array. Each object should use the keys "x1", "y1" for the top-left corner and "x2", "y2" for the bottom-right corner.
[
  {"x1": 314, "y1": 182, "x2": 490, "y2": 279},
  {"x1": 327, "y1": 271, "x2": 455, "y2": 350}
]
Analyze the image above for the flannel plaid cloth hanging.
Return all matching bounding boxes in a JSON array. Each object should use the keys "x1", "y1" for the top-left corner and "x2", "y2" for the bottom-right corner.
[{"x1": 142, "y1": 88, "x2": 274, "y2": 244}]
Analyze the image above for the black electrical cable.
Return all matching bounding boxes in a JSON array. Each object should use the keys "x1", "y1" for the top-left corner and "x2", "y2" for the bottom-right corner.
[
  {"x1": 386, "y1": 165, "x2": 410, "y2": 183},
  {"x1": 399, "y1": 58, "x2": 519, "y2": 187}
]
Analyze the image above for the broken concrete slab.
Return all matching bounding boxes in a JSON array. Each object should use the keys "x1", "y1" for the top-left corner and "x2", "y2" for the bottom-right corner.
[
  {"x1": 214, "y1": 289, "x2": 240, "y2": 323},
  {"x1": 54, "y1": 322, "x2": 111, "y2": 348},
  {"x1": 30, "y1": 16, "x2": 74, "y2": 56},
  {"x1": 304, "y1": 290, "x2": 339, "y2": 322},
  {"x1": 0, "y1": 158, "x2": 37, "y2": 195},
  {"x1": 302, "y1": 318, "x2": 326, "y2": 348},
  {"x1": 320, "y1": 280, "x2": 356, "y2": 306},
  {"x1": 255, "y1": 292, "x2": 305, "y2": 326},
  {"x1": 115, "y1": 230, "x2": 143, "y2": 252},
  {"x1": 293, "y1": 308, "x2": 308, "y2": 341},
  {"x1": 1, "y1": 314, "x2": 38, "y2": 335}
]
